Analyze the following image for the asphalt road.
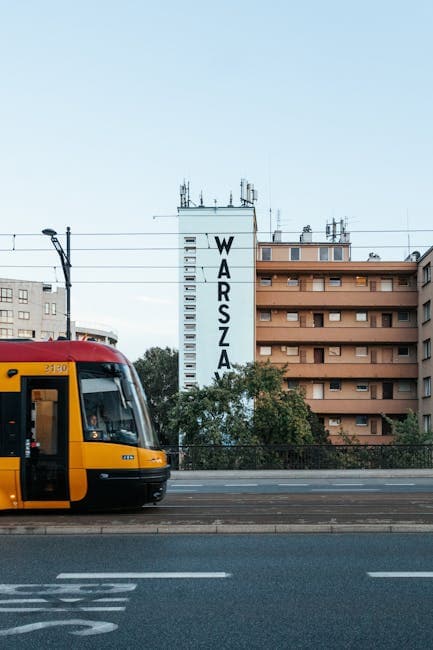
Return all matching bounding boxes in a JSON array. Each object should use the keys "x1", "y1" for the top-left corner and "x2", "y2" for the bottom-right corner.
[{"x1": 1, "y1": 534, "x2": 433, "y2": 648}]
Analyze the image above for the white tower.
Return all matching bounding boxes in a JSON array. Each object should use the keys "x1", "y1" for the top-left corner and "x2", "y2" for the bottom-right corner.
[{"x1": 178, "y1": 181, "x2": 257, "y2": 389}]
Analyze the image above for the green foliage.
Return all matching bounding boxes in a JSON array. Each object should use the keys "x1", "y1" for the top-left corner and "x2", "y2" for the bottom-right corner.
[
  {"x1": 170, "y1": 361, "x2": 330, "y2": 447},
  {"x1": 384, "y1": 410, "x2": 433, "y2": 445},
  {"x1": 133, "y1": 347, "x2": 178, "y2": 445}
]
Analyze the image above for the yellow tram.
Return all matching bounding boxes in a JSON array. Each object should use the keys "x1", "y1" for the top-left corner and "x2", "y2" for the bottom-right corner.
[{"x1": 0, "y1": 340, "x2": 170, "y2": 510}]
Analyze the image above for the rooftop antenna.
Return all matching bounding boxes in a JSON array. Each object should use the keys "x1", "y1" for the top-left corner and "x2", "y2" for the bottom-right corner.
[
  {"x1": 227, "y1": 191, "x2": 234, "y2": 207},
  {"x1": 199, "y1": 191, "x2": 204, "y2": 207},
  {"x1": 240, "y1": 178, "x2": 258, "y2": 206}
]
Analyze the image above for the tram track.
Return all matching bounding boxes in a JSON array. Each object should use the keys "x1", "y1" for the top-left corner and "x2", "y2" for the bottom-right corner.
[{"x1": 2, "y1": 492, "x2": 433, "y2": 527}]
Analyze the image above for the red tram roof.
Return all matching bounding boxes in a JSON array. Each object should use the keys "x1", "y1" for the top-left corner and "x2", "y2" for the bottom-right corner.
[{"x1": 0, "y1": 340, "x2": 128, "y2": 364}]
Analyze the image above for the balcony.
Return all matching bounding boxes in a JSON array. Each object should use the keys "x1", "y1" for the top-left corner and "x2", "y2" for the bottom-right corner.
[
  {"x1": 278, "y1": 363, "x2": 418, "y2": 379},
  {"x1": 256, "y1": 290, "x2": 418, "y2": 309},
  {"x1": 306, "y1": 398, "x2": 418, "y2": 414},
  {"x1": 256, "y1": 326, "x2": 418, "y2": 344}
]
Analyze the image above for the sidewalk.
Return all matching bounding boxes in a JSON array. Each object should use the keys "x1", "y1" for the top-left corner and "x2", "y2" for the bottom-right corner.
[{"x1": 170, "y1": 469, "x2": 433, "y2": 479}]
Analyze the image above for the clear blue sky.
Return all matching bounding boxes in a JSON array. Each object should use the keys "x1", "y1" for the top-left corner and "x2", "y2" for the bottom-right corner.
[{"x1": 1, "y1": 1, "x2": 432, "y2": 360}]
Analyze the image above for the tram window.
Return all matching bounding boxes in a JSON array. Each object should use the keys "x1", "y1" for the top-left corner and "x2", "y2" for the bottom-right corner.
[
  {"x1": 31, "y1": 389, "x2": 58, "y2": 455},
  {"x1": 81, "y1": 376, "x2": 139, "y2": 445}
]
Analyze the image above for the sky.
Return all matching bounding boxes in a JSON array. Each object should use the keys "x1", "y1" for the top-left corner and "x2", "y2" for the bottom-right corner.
[{"x1": 0, "y1": 0, "x2": 432, "y2": 361}]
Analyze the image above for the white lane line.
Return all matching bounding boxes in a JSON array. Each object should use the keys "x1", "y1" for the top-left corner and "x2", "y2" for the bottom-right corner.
[
  {"x1": 57, "y1": 572, "x2": 232, "y2": 579},
  {"x1": 332, "y1": 483, "x2": 365, "y2": 486},
  {"x1": 0, "y1": 607, "x2": 126, "y2": 612},
  {"x1": 169, "y1": 484, "x2": 203, "y2": 487},
  {"x1": 224, "y1": 484, "x2": 258, "y2": 487},
  {"x1": 278, "y1": 483, "x2": 310, "y2": 487},
  {"x1": 368, "y1": 572, "x2": 433, "y2": 578},
  {"x1": 310, "y1": 488, "x2": 380, "y2": 492},
  {"x1": 384, "y1": 483, "x2": 415, "y2": 486},
  {"x1": 0, "y1": 599, "x2": 47, "y2": 603},
  {"x1": 167, "y1": 488, "x2": 197, "y2": 494}
]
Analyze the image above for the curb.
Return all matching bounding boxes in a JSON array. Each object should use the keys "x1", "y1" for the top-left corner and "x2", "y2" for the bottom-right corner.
[{"x1": 1, "y1": 524, "x2": 433, "y2": 535}]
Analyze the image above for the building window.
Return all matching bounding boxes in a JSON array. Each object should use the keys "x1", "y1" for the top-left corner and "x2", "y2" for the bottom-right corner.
[
  {"x1": 0, "y1": 288, "x2": 12, "y2": 303},
  {"x1": 355, "y1": 276, "x2": 367, "y2": 287},
  {"x1": 381, "y1": 278, "x2": 393, "y2": 292},
  {"x1": 44, "y1": 303, "x2": 50, "y2": 315},
  {"x1": 287, "y1": 276, "x2": 299, "y2": 286},
  {"x1": 329, "y1": 346, "x2": 341, "y2": 356},
  {"x1": 330, "y1": 380, "x2": 341, "y2": 391},
  {"x1": 0, "y1": 327, "x2": 13, "y2": 338},
  {"x1": 286, "y1": 380, "x2": 299, "y2": 390},
  {"x1": 319, "y1": 247, "x2": 329, "y2": 261},
  {"x1": 356, "y1": 384, "x2": 369, "y2": 392},
  {"x1": 286, "y1": 312, "x2": 299, "y2": 322},
  {"x1": 329, "y1": 311, "x2": 341, "y2": 322},
  {"x1": 184, "y1": 324, "x2": 196, "y2": 331},
  {"x1": 18, "y1": 311, "x2": 30, "y2": 320},
  {"x1": 286, "y1": 346, "x2": 299, "y2": 356},
  {"x1": 423, "y1": 415, "x2": 432, "y2": 433},
  {"x1": 424, "y1": 377, "x2": 431, "y2": 398},
  {"x1": 184, "y1": 237, "x2": 196, "y2": 244},
  {"x1": 355, "y1": 415, "x2": 368, "y2": 426},
  {"x1": 18, "y1": 329, "x2": 33, "y2": 338},
  {"x1": 398, "y1": 276, "x2": 409, "y2": 287},
  {"x1": 329, "y1": 277, "x2": 342, "y2": 287},
  {"x1": 329, "y1": 417, "x2": 341, "y2": 427},
  {"x1": 41, "y1": 330, "x2": 54, "y2": 339},
  {"x1": 356, "y1": 311, "x2": 368, "y2": 322},
  {"x1": 355, "y1": 346, "x2": 368, "y2": 357},
  {"x1": 397, "y1": 311, "x2": 409, "y2": 322},
  {"x1": 423, "y1": 339, "x2": 431, "y2": 360},
  {"x1": 18, "y1": 289, "x2": 28, "y2": 304},
  {"x1": 261, "y1": 247, "x2": 272, "y2": 261},
  {"x1": 0, "y1": 310, "x2": 13, "y2": 323},
  {"x1": 259, "y1": 346, "x2": 271, "y2": 356},
  {"x1": 423, "y1": 301, "x2": 431, "y2": 322},
  {"x1": 260, "y1": 277, "x2": 272, "y2": 286},
  {"x1": 398, "y1": 381, "x2": 411, "y2": 392},
  {"x1": 423, "y1": 263, "x2": 431, "y2": 285},
  {"x1": 259, "y1": 310, "x2": 271, "y2": 321},
  {"x1": 397, "y1": 346, "x2": 409, "y2": 357},
  {"x1": 333, "y1": 247, "x2": 343, "y2": 261},
  {"x1": 290, "y1": 247, "x2": 300, "y2": 261},
  {"x1": 312, "y1": 383, "x2": 324, "y2": 399}
]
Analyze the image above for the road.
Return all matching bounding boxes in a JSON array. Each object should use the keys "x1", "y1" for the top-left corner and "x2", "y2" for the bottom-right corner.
[
  {"x1": 1, "y1": 534, "x2": 433, "y2": 648},
  {"x1": 2, "y1": 474, "x2": 433, "y2": 529}
]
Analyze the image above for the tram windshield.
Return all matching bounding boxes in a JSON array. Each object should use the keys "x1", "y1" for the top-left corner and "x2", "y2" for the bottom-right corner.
[{"x1": 78, "y1": 362, "x2": 159, "y2": 449}]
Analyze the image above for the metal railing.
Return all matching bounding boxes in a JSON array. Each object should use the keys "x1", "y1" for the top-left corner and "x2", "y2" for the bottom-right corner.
[{"x1": 162, "y1": 444, "x2": 433, "y2": 471}]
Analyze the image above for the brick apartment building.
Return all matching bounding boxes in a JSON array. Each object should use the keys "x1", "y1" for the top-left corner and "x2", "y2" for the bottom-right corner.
[{"x1": 178, "y1": 184, "x2": 432, "y2": 441}]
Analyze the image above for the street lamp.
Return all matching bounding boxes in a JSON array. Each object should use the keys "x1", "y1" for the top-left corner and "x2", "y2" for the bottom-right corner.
[{"x1": 42, "y1": 227, "x2": 72, "y2": 340}]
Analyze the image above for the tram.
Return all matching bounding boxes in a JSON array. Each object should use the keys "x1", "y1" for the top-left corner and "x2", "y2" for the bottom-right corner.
[{"x1": 0, "y1": 340, "x2": 170, "y2": 510}]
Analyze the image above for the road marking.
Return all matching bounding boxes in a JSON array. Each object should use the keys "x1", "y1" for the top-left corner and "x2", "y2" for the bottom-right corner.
[
  {"x1": 224, "y1": 484, "x2": 258, "y2": 487},
  {"x1": 278, "y1": 483, "x2": 310, "y2": 486},
  {"x1": 310, "y1": 488, "x2": 380, "y2": 492},
  {"x1": 0, "y1": 606, "x2": 125, "y2": 612},
  {"x1": 331, "y1": 483, "x2": 364, "y2": 486},
  {"x1": 0, "y1": 583, "x2": 136, "y2": 595},
  {"x1": 0, "y1": 619, "x2": 117, "y2": 636},
  {"x1": 368, "y1": 572, "x2": 433, "y2": 578},
  {"x1": 384, "y1": 483, "x2": 415, "y2": 486},
  {"x1": 57, "y1": 572, "x2": 231, "y2": 579},
  {"x1": 169, "y1": 484, "x2": 203, "y2": 487},
  {"x1": 167, "y1": 489, "x2": 197, "y2": 493}
]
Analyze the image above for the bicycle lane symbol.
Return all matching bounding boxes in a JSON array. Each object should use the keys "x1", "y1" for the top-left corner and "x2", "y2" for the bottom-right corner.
[{"x1": 0, "y1": 582, "x2": 137, "y2": 637}]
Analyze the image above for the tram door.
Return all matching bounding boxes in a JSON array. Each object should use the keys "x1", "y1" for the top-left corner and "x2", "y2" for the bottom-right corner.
[{"x1": 21, "y1": 377, "x2": 69, "y2": 502}]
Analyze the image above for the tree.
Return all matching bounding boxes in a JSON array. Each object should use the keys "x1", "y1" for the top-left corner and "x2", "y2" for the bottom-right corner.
[
  {"x1": 134, "y1": 347, "x2": 178, "y2": 445},
  {"x1": 169, "y1": 361, "x2": 329, "y2": 446},
  {"x1": 384, "y1": 410, "x2": 433, "y2": 445}
]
